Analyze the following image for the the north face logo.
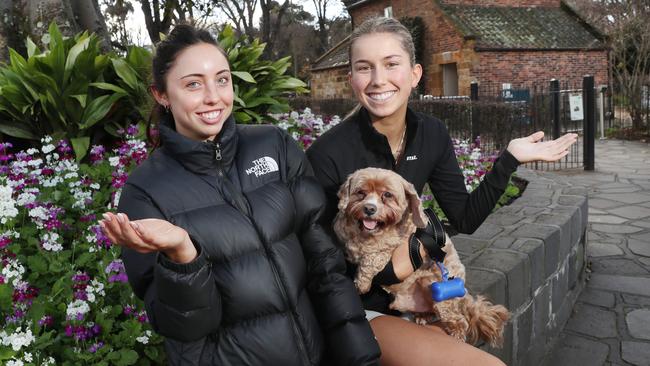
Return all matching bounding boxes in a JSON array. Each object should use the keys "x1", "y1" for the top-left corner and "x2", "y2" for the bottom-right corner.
[{"x1": 245, "y1": 156, "x2": 279, "y2": 177}]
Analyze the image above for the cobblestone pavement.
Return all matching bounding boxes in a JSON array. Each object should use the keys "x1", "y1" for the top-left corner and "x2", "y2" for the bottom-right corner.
[{"x1": 543, "y1": 139, "x2": 650, "y2": 366}]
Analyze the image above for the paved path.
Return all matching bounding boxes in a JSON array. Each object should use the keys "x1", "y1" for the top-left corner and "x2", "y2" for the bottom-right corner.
[{"x1": 543, "y1": 139, "x2": 650, "y2": 366}]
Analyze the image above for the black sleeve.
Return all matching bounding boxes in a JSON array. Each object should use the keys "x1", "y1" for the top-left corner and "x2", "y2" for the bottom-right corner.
[
  {"x1": 118, "y1": 184, "x2": 222, "y2": 342},
  {"x1": 285, "y1": 133, "x2": 381, "y2": 366},
  {"x1": 427, "y1": 127, "x2": 520, "y2": 234},
  {"x1": 305, "y1": 145, "x2": 341, "y2": 228}
]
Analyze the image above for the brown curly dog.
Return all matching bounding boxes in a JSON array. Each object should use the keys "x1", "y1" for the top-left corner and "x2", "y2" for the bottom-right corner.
[{"x1": 334, "y1": 167, "x2": 509, "y2": 347}]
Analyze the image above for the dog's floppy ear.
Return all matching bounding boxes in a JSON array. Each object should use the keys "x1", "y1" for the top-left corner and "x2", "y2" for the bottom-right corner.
[
  {"x1": 401, "y1": 178, "x2": 428, "y2": 228},
  {"x1": 337, "y1": 174, "x2": 354, "y2": 211}
]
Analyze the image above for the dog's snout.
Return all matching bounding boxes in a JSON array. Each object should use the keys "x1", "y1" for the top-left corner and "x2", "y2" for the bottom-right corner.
[{"x1": 363, "y1": 204, "x2": 377, "y2": 216}]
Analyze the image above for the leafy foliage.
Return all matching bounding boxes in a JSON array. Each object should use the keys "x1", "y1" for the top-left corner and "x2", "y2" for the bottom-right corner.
[
  {"x1": 219, "y1": 25, "x2": 308, "y2": 123},
  {"x1": 0, "y1": 23, "x2": 151, "y2": 161}
]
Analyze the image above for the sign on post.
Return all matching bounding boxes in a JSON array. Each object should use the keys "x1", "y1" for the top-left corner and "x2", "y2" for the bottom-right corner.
[{"x1": 569, "y1": 93, "x2": 584, "y2": 121}]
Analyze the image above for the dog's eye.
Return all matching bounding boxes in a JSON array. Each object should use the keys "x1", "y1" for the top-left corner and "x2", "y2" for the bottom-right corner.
[
  {"x1": 356, "y1": 190, "x2": 366, "y2": 198},
  {"x1": 382, "y1": 191, "x2": 393, "y2": 199}
]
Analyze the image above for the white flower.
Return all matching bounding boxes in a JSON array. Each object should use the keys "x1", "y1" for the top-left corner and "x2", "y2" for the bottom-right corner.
[
  {"x1": 27, "y1": 158, "x2": 43, "y2": 167},
  {"x1": 26, "y1": 148, "x2": 39, "y2": 155},
  {"x1": 7, "y1": 359, "x2": 24, "y2": 366},
  {"x1": 112, "y1": 189, "x2": 122, "y2": 208},
  {"x1": 23, "y1": 352, "x2": 32, "y2": 362},
  {"x1": 1, "y1": 260, "x2": 25, "y2": 286},
  {"x1": 16, "y1": 190, "x2": 38, "y2": 206},
  {"x1": 0, "y1": 328, "x2": 36, "y2": 352},
  {"x1": 90, "y1": 183, "x2": 100, "y2": 190},
  {"x1": 108, "y1": 156, "x2": 121, "y2": 167},
  {"x1": 66, "y1": 299, "x2": 90, "y2": 319},
  {"x1": 41, "y1": 232, "x2": 63, "y2": 252},
  {"x1": 42, "y1": 356, "x2": 56, "y2": 366},
  {"x1": 0, "y1": 185, "x2": 19, "y2": 222},
  {"x1": 41, "y1": 144, "x2": 56, "y2": 154},
  {"x1": 136, "y1": 330, "x2": 153, "y2": 344}
]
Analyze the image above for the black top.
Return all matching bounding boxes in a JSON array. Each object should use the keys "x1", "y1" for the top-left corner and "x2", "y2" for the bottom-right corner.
[
  {"x1": 119, "y1": 114, "x2": 380, "y2": 365},
  {"x1": 306, "y1": 107, "x2": 520, "y2": 312}
]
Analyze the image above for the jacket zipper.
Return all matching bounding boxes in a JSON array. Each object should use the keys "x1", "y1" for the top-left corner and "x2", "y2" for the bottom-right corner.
[{"x1": 212, "y1": 142, "x2": 311, "y2": 365}]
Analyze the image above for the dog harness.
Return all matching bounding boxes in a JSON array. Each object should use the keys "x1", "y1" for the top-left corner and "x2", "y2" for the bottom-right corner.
[{"x1": 409, "y1": 208, "x2": 447, "y2": 269}]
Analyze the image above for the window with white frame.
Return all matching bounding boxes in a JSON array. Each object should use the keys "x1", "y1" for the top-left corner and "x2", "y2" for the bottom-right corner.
[{"x1": 384, "y1": 6, "x2": 393, "y2": 18}]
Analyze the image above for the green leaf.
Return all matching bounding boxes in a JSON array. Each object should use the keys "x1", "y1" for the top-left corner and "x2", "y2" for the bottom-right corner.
[
  {"x1": 273, "y1": 77, "x2": 307, "y2": 90},
  {"x1": 117, "y1": 350, "x2": 139, "y2": 366},
  {"x1": 28, "y1": 256, "x2": 48, "y2": 273},
  {"x1": 234, "y1": 111, "x2": 252, "y2": 123},
  {"x1": 70, "y1": 136, "x2": 90, "y2": 162},
  {"x1": 71, "y1": 94, "x2": 87, "y2": 108},
  {"x1": 0, "y1": 121, "x2": 39, "y2": 140},
  {"x1": 26, "y1": 37, "x2": 40, "y2": 58},
  {"x1": 90, "y1": 82, "x2": 128, "y2": 94},
  {"x1": 112, "y1": 58, "x2": 139, "y2": 90},
  {"x1": 231, "y1": 71, "x2": 256, "y2": 83},
  {"x1": 80, "y1": 93, "x2": 125, "y2": 129},
  {"x1": 0, "y1": 347, "x2": 16, "y2": 361},
  {"x1": 0, "y1": 283, "x2": 12, "y2": 310},
  {"x1": 65, "y1": 35, "x2": 91, "y2": 72},
  {"x1": 144, "y1": 347, "x2": 159, "y2": 360}
]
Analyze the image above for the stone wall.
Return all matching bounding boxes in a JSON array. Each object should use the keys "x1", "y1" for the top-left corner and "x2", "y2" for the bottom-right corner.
[{"x1": 452, "y1": 167, "x2": 588, "y2": 365}]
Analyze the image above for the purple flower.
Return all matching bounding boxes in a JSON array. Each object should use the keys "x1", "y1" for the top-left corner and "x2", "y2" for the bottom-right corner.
[
  {"x1": 0, "y1": 235, "x2": 11, "y2": 249},
  {"x1": 89, "y1": 145, "x2": 106, "y2": 165},
  {"x1": 105, "y1": 260, "x2": 125, "y2": 274},
  {"x1": 108, "y1": 273, "x2": 129, "y2": 283},
  {"x1": 38, "y1": 315, "x2": 54, "y2": 327},
  {"x1": 137, "y1": 311, "x2": 149, "y2": 323},
  {"x1": 126, "y1": 125, "x2": 139, "y2": 136},
  {"x1": 88, "y1": 341, "x2": 104, "y2": 353},
  {"x1": 80, "y1": 214, "x2": 97, "y2": 222},
  {"x1": 57, "y1": 140, "x2": 73, "y2": 155},
  {"x1": 91, "y1": 225, "x2": 111, "y2": 248},
  {"x1": 91, "y1": 323, "x2": 102, "y2": 335},
  {"x1": 123, "y1": 305, "x2": 135, "y2": 316}
]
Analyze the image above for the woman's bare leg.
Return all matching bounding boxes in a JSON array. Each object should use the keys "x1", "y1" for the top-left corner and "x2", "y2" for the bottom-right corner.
[{"x1": 370, "y1": 315, "x2": 506, "y2": 366}]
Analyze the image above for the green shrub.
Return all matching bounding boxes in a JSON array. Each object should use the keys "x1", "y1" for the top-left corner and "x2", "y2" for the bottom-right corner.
[
  {"x1": 0, "y1": 23, "x2": 151, "y2": 161},
  {"x1": 218, "y1": 25, "x2": 308, "y2": 123}
]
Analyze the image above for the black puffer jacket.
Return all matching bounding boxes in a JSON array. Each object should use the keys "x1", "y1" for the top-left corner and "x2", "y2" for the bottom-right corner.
[{"x1": 118, "y1": 115, "x2": 380, "y2": 366}]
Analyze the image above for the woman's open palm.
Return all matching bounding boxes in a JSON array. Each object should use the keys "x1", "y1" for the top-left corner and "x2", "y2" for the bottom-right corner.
[
  {"x1": 99, "y1": 213, "x2": 196, "y2": 262},
  {"x1": 507, "y1": 131, "x2": 578, "y2": 163}
]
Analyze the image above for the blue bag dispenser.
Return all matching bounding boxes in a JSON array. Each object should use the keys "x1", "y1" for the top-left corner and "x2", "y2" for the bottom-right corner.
[{"x1": 430, "y1": 262, "x2": 466, "y2": 302}]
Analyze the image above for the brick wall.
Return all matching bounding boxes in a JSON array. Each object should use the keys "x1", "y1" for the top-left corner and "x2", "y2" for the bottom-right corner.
[
  {"x1": 310, "y1": 66, "x2": 353, "y2": 99},
  {"x1": 473, "y1": 50, "x2": 609, "y2": 89},
  {"x1": 440, "y1": 0, "x2": 560, "y2": 6}
]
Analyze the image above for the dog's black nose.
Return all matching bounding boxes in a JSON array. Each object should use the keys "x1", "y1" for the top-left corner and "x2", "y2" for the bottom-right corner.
[{"x1": 363, "y1": 204, "x2": 377, "y2": 216}]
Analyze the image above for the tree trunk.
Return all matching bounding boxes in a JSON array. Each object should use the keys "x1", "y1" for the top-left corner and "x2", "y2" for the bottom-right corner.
[
  {"x1": 0, "y1": 0, "x2": 112, "y2": 61},
  {"x1": 69, "y1": 0, "x2": 111, "y2": 51},
  {"x1": 0, "y1": 0, "x2": 16, "y2": 61}
]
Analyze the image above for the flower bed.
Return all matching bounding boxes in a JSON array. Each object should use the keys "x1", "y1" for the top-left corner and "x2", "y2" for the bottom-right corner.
[{"x1": 0, "y1": 128, "x2": 164, "y2": 365}]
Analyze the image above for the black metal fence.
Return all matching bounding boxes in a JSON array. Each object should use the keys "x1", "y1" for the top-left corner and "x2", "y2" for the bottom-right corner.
[{"x1": 290, "y1": 76, "x2": 599, "y2": 171}]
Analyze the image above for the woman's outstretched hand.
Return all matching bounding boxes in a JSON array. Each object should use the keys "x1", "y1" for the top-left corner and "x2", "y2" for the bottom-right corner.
[
  {"x1": 507, "y1": 131, "x2": 578, "y2": 163},
  {"x1": 99, "y1": 213, "x2": 197, "y2": 263}
]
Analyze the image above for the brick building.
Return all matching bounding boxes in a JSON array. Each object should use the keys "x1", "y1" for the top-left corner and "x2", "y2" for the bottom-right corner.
[{"x1": 310, "y1": 0, "x2": 608, "y2": 98}]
